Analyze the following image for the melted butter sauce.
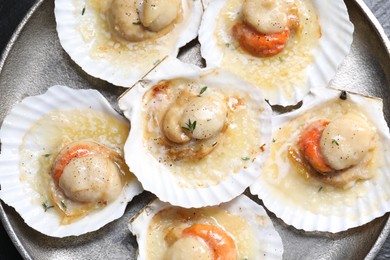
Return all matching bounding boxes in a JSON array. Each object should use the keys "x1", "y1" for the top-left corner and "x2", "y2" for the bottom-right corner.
[
  {"x1": 217, "y1": 0, "x2": 321, "y2": 100},
  {"x1": 19, "y1": 108, "x2": 134, "y2": 224},
  {"x1": 143, "y1": 79, "x2": 263, "y2": 188},
  {"x1": 264, "y1": 99, "x2": 382, "y2": 215},
  {"x1": 146, "y1": 207, "x2": 257, "y2": 259},
  {"x1": 73, "y1": 0, "x2": 182, "y2": 74}
]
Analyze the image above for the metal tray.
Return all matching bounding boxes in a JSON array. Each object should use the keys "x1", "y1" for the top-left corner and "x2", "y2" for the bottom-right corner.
[{"x1": 0, "y1": 0, "x2": 389, "y2": 259}]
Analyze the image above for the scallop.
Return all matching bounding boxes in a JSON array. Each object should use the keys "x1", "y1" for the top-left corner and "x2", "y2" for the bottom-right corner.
[
  {"x1": 118, "y1": 58, "x2": 272, "y2": 207},
  {"x1": 250, "y1": 87, "x2": 390, "y2": 232},
  {"x1": 198, "y1": 0, "x2": 354, "y2": 106},
  {"x1": 0, "y1": 85, "x2": 143, "y2": 237},
  {"x1": 54, "y1": 0, "x2": 202, "y2": 87},
  {"x1": 129, "y1": 194, "x2": 284, "y2": 259}
]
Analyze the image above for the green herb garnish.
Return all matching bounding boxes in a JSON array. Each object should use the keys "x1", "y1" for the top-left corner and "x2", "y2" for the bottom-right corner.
[
  {"x1": 332, "y1": 139, "x2": 339, "y2": 146},
  {"x1": 132, "y1": 21, "x2": 141, "y2": 25},
  {"x1": 318, "y1": 186, "x2": 323, "y2": 192},
  {"x1": 61, "y1": 200, "x2": 67, "y2": 211},
  {"x1": 198, "y1": 86, "x2": 207, "y2": 97},
  {"x1": 182, "y1": 119, "x2": 197, "y2": 134},
  {"x1": 81, "y1": 7, "x2": 86, "y2": 15},
  {"x1": 42, "y1": 201, "x2": 54, "y2": 212},
  {"x1": 241, "y1": 157, "x2": 250, "y2": 161}
]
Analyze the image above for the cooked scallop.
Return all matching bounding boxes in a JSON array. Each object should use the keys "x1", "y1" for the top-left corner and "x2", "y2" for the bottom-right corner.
[
  {"x1": 250, "y1": 87, "x2": 390, "y2": 232},
  {"x1": 119, "y1": 58, "x2": 272, "y2": 207},
  {"x1": 319, "y1": 114, "x2": 375, "y2": 171},
  {"x1": 0, "y1": 85, "x2": 143, "y2": 237},
  {"x1": 199, "y1": 0, "x2": 354, "y2": 106},
  {"x1": 54, "y1": 0, "x2": 202, "y2": 87},
  {"x1": 52, "y1": 141, "x2": 124, "y2": 205},
  {"x1": 129, "y1": 195, "x2": 284, "y2": 259}
]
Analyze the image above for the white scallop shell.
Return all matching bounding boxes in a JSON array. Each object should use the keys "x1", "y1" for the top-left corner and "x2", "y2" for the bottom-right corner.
[
  {"x1": 250, "y1": 87, "x2": 390, "y2": 232},
  {"x1": 199, "y1": 0, "x2": 354, "y2": 106},
  {"x1": 129, "y1": 194, "x2": 284, "y2": 259},
  {"x1": 119, "y1": 58, "x2": 272, "y2": 208},
  {"x1": 0, "y1": 85, "x2": 143, "y2": 237},
  {"x1": 54, "y1": 0, "x2": 202, "y2": 87}
]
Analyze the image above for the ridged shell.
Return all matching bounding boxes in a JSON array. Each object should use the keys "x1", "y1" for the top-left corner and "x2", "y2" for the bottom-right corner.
[
  {"x1": 129, "y1": 194, "x2": 284, "y2": 259},
  {"x1": 250, "y1": 87, "x2": 390, "y2": 232},
  {"x1": 199, "y1": 0, "x2": 354, "y2": 106},
  {"x1": 119, "y1": 58, "x2": 272, "y2": 208},
  {"x1": 54, "y1": 0, "x2": 202, "y2": 87},
  {"x1": 0, "y1": 85, "x2": 143, "y2": 237}
]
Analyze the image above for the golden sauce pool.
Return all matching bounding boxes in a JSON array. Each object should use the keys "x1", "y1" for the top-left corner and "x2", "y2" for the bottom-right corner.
[
  {"x1": 264, "y1": 99, "x2": 382, "y2": 216},
  {"x1": 217, "y1": 0, "x2": 321, "y2": 100},
  {"x1": 19, "y1": 108, "x2": 134, "y2": 219},
  {"x1": 143, "y1": 79, "x2": 265, "y2": 189},
  {"x1": 74, "y1": 0, "x2": 183, "y2": 70},
  {"x1": 146, "y1": 207, "x2": 258, "y2": 259}
]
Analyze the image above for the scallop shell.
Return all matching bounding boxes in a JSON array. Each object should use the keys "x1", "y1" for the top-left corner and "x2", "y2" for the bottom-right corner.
[
  {"x1": 129, "y1": 194, "x2": 284, "y2": 259},
  {"x1": 54, "y1": 0, "x2": 203, "y2": 87},
  {"x1": 119, "y1": 58, "x2": 272, "y2": 208},
  {"x1": 250, "y1": 87, "x2": 390, "y2": 232},
  {"x1": 0, "y1": 85, "x2": 143, "y2": 237},
  {"x1": 198, "y1": 0, "x2": 354, "y2": 106}
]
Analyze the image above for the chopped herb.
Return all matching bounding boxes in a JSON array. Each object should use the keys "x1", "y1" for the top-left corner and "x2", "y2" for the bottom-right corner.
[
  {"x1": 318, "y1": 186, "x2": 323, "y2": 192},
  {"x1": 43, "y1": 154, "x2": 51, "y2": 157},
  {"x1": 182, "y1": 119, "x2": 197, "y2": 134},
  {"x1": 279, "y1": 57, "x2": 284, "y2": 62},
  {"x1": 132, "y1": 21, "x2": 141, "y2": 25},
  {"x1": 225, "y1": 43, "x2": 230, "y2": 48},
  {"x1": 42, "y1": 201, "x2": 54, "y2": 212},
  {"x1": 198, "y1": 86, "x2": 207, "y2": 96},
  {"x1": 241, "y1": 157, "x2": 250, "y2": 161},
  {"x1": 212, "y1": 142, "x2": 218, "y2": 147},
  {"x1": 340, "y1": 90, "x2": 347, "y2": 100},
  {"x1": 332, "y1": 139, "x2": 339, "y2": 146},
  {"x1": 61, "y1": 200, "x2": 67, "y2": 211},
  {"x1": 81, "y1": 7, "x2": 86, "y2": 15},
  {"x1": 272, "y1": 138, "x2": 276, "y2": 143}
]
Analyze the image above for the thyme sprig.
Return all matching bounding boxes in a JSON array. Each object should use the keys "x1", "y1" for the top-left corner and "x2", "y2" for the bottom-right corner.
[{"x1": 182, "y1": 119, "x2": 197, "y2": 134}]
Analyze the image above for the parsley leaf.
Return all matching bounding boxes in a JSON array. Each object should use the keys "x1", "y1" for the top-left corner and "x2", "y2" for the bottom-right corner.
[
  {"x1": 61, "y1": 200, "x2": 67, "y2": 211},
  {"x1": 42, "y1": 201, "x2": 54, "y2": 212},
  {"x1": 198, "y1": 86, "x2": 207, "y2": 96}
]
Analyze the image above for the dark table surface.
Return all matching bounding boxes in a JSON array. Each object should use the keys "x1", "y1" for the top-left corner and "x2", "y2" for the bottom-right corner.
[{"x1": 0, "y1": 0, "x2": 389, "y2": 259}]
